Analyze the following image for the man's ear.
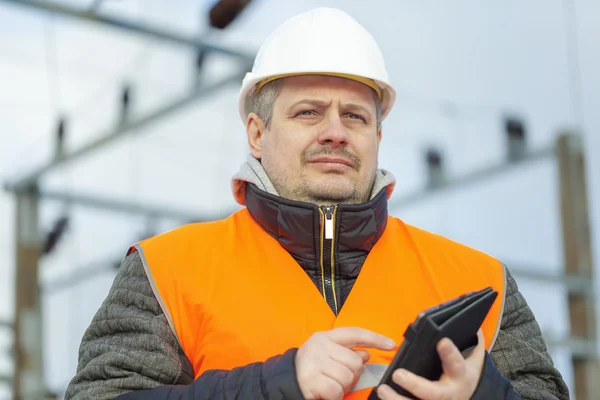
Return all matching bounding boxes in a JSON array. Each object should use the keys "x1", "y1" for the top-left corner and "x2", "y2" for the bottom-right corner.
[
  {"x1": 246, "y1": 112, "x2": 266, "y2": 159},
  {"x1": 377, "y1": 128, "x2": 382, "y2": 145}
]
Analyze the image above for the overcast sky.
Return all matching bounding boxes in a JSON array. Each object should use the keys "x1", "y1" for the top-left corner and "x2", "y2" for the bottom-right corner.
[{"x1": 0, "y1": 0, "x2": 599, "y2": 397}]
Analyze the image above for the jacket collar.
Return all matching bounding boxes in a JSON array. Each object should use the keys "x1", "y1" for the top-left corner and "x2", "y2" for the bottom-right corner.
[{"x1": 244, "y1": 183, "x2": 389, "y2": 265}]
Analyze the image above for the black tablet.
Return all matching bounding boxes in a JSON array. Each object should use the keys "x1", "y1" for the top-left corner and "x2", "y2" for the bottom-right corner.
[{"x1": 368, "y1": 287, "x2": 498, "y2": 399}]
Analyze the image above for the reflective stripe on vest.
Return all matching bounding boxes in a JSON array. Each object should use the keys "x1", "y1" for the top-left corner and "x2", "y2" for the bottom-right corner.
[
  {"x1": 351, "y1": 363, "x2": 388, "y2": 392},
  {"x1": 135, "y1": 209, "x2": 506, "y2": 398}
]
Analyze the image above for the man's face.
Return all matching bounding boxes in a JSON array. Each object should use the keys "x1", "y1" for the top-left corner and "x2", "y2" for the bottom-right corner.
[{"x1": 246, "y1": 75, "x2": 382, "y2": 205}]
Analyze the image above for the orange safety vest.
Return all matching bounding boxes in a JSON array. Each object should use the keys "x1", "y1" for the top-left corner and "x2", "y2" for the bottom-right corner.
[{"x1": 133, "y1": 208, "x2": 506, "y2": 399}]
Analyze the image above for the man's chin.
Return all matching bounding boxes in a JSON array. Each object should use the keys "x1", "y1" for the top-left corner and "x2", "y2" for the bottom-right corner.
[{"x1": 305, "y1": 183, "x2": 356, "y2": 204}]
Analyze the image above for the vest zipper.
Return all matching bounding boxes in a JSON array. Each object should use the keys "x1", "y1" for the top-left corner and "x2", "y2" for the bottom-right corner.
[{"x1": 320, "y1": 205, "x2": 339, "y2": 315}]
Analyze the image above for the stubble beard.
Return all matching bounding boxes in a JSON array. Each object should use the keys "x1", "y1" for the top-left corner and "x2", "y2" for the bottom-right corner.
[
  {"x1": 265, "y1": 147, "x2": 376, "y2": 206},
  {"x1": 270, "y1": 168, "x2": 376, "y2": 206}
]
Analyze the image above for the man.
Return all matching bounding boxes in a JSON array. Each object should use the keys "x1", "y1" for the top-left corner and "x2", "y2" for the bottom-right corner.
[{"x1": 66, "y1": 7, "x2": 569, "y2": 400}]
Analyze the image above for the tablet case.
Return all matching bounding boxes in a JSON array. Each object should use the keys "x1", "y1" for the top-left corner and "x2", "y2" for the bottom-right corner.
[{"x1": 368, "y1": 287, "x2": 498, "y2": 399}]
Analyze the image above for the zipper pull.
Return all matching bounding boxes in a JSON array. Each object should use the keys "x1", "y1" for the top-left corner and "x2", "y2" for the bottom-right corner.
[{"x1": 324, "y1": 206, "x2": 334, "y2": 239}]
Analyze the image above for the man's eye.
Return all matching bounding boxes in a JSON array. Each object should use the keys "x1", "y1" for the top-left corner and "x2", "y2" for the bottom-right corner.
[
  {"x1": 346, "y1": 113, "x2": 366, "y2": 122},
  {"x1": 296, "y1": 110, "x2": 316, "y2": 116}
]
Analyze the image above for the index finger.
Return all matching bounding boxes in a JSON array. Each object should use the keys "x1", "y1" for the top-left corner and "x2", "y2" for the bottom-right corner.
[{"x1": 327, "y1": 327, "x2": 396, "y2": 350}]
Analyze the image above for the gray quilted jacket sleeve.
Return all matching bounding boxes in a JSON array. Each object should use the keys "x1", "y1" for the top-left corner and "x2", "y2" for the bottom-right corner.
[
  {"x1": 64, "y1": 250, "x2": 195, "y2": 399},
  {"x1": 487, "y1": 267, "x2": 570, "y2": 399}
]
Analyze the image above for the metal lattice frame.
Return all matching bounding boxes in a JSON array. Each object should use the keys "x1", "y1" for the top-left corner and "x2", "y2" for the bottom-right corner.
[{"x1": 0, "y1": 1, "x2": 252, "y2": 398}]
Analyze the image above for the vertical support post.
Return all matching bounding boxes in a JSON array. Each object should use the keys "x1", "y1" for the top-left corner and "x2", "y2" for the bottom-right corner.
[
  {"x1": 13, "y1": 187, "x2": 45, "y2": 400},
  {"x1": 556, "y1": 132, "x2": 599, "y2": 400}
]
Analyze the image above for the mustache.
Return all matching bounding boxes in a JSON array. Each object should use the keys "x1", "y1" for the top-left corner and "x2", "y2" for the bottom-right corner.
[{"x1": 302, "y1": 147, "x2": 362, "y2": 169}]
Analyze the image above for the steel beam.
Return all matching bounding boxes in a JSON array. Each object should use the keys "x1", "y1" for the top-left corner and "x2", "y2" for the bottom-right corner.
[
  {"x1": 10, "y1": 187, "x2": 238, "y2": 223},
  {"x1": 509, "y1": 264, "x2": 594, "y2": 296},
  {"x1": 0, "y1": 319, "x2": 12, "y2": 330},
  {"x1": 42, "y1": 258, "x2": 120, "y2": 294},
  {"x1": 544, "y1": 334, "x2": 599, "y2": 361},
  {"x1": 0, "y1": 374, "x2": 11, "y2": 385},
  {"x1": 5, "y1": 70, "x2": 246, "y2": 191},
  {"x1": 388, "y1": 145, "x2": 554, "y2": 210},
  {"x1": 0, "y1": 0, "x2": 255, "y2": 63}
]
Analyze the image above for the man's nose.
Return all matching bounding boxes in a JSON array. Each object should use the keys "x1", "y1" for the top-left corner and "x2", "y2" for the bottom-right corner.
[{"x1": 317, "y1": 116, "x2": 350, "y2": 148}]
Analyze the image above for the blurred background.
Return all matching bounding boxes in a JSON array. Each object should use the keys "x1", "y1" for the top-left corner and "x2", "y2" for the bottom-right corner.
[{"x1": 0, "y1": 0, "x2": 599, "y2": 399}]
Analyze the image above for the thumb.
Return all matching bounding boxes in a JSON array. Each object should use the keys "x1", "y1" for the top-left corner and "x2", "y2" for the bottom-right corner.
[
  {"x1": 469, "y1": 330, "x2": 486, "y2": 359},
  {"x1": 465, "y1": 329, "x2": 487, "y2": 372}
]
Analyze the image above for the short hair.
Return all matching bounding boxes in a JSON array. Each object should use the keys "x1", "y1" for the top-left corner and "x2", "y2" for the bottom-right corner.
[{"x1": 244, "y1": 78, "x2": 382, "y2": 130}]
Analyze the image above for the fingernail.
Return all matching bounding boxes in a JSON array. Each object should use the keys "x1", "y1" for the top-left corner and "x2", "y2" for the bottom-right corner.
[
  {"x1": 378, "y1": 384, "x2": 393, "y2": 398},
  {"x1": 439, "y1": 339, "x2": 451, "y2": 352},
  {"x1": 394, "y1": 369, "x2": 407, "y2": 381},
  {"x1": 386, "y1": 339, "x2": 396, "y2": 348}
]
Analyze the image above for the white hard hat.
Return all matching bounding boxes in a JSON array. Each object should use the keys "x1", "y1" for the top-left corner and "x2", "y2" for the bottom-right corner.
[{"x1": 237, "y1": 7, "x2": 396, "y2": 123}]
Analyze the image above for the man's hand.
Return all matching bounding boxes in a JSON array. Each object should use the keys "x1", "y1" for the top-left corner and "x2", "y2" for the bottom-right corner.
[
  {"x1": 376, "y1": 330, "x2": 486, "y2": 400},
  {"x1": 295, "y1": 327, "x2": 396, "y2": 400}
]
